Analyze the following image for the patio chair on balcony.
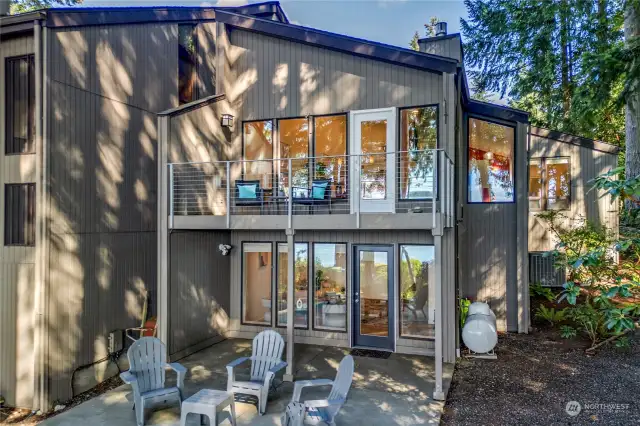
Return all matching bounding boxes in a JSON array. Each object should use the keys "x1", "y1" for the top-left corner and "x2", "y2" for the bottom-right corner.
[
  {"x1": 234, "y1": 180, "x2": 264, "y2": 213},
  {"x1": 226, "y1": 330, "x2": 287, "y2": 415},
  {"x1": 292, "y1": 179, "x2": 332, "y2": 214},
  {"x1": 284, "y1": 355, "x2": 354, "y2": 426}
]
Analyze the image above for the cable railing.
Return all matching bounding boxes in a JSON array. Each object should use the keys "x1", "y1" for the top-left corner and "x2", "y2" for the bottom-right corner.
[{"x1": 168, "y1": 149, "x2": 454, "y2": 229}]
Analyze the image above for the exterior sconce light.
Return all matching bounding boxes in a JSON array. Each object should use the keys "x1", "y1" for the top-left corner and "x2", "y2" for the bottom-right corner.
[{"x1": 221, "y1": 114, "x2": 234, "y2": 128}]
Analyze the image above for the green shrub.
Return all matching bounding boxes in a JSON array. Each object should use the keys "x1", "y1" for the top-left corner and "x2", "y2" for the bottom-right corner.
[
  {"x1": 560, "y1": 325, "x2": 577, "y2": 339},
  {"x1": 459, "y1": 298, "x2": 471, "y2": 328},
  {"x1": 566, "y1": 302, "x2": 609, "y2": 346},
  {"x1": 530, "y1": 283, "x2": 556, "y2": 302},
  {"x1": 534, "y1": 304, "x2": 567, "y2": 326}
]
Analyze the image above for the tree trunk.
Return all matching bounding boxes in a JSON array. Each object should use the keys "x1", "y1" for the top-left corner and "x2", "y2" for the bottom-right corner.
[
  {"x1": 625, "y1": 1, "x2": 640, "y2": 190},
  {"x1": 559, "y1": 0, "x2": 572, "y2": 126}
]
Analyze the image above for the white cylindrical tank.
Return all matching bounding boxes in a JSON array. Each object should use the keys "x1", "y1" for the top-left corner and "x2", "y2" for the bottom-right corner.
[{"x1": 462, "y1": 302, "x2": 497, "y2": 353}]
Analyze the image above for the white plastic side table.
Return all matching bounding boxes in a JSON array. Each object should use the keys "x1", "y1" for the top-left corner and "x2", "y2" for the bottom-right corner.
[{"x1": 180, "y1": 389, "x2": 236, "y2": 426}]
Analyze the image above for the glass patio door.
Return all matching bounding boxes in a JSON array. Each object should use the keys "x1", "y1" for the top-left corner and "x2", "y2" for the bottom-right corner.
[
  {"x1": 352, "y1": 245, "x2": 395, "y2": 351},
  {"x1": 350, "y1": 108, "x2": 396, "y2": 213}
]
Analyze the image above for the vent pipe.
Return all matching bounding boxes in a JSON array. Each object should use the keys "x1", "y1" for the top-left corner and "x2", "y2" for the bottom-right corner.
[{"x1": 435, "y1": 22, "x2": 447, "y2": 37}]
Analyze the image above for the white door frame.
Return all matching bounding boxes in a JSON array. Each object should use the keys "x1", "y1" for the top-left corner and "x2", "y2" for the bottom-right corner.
[{"x1": 349, "y1": 107, "x2": 397, "y2": 214}]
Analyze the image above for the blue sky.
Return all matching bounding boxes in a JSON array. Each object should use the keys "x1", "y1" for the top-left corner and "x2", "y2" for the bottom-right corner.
[{"x1": 78, "y1": 0, "x2": 468, "y2": 49}]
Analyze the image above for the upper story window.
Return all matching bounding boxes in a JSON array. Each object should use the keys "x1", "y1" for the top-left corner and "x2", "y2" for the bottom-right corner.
[
  {"x1": 468, "y1": 117, "x2": 515, "y2": 203},
  {"x1": 278, "y1": 118, "x2": 309, "y2": 193},
  {"x1": 313, "y1": 115, "x2": 347, "y2": 198},
  {"x1": 243, "y1": 120, "x2": 274, "y2": 189},
  {"x1": 399, "y1": 106, "x2": 438, "y2": 199},
  {"x1": 178, "y1": 24, "x2": 198, "y2": 105},
  {"x1": 529, "y1": 157, "x2": 570, "y2": 211},
  {"x1": 6, "y1": 55, "x2": 35, "y2": 154},
  {"x1": 5, "y1": 183, "x2": 35, "y2": 246}
]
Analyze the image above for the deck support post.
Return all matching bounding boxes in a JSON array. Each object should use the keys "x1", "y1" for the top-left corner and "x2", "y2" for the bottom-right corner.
[
  {"x1": 284, "y1": 227, "x2": 296, "y2": 382},
  {"x1": 433, "y1": 231, "x2": 445, "y2": 401}
]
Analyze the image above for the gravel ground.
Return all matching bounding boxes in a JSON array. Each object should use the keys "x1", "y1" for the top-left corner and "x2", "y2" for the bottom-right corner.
[{"x1": 441, "y1": 330, "x2": 640, "y2": 425}]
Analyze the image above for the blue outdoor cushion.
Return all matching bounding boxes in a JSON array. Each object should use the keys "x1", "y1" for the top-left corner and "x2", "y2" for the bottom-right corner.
[
  {"x1": 238, "y1": 184, "x2": 257, "y2": 199},
  {"x1": 311, "y1": 182, "x2": 328, "y2": 200}
]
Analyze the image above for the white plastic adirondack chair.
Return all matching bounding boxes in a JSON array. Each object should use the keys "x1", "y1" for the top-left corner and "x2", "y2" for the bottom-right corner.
[
  {"x1": 288, "y1": 355, "x2": 354, "y2": 426},
  {"x1": 226, "y1": 330, "x2": 287, "y2": 415},
  {"x1": 120, "y1": 337, "x2": 187, "y2": 426}
]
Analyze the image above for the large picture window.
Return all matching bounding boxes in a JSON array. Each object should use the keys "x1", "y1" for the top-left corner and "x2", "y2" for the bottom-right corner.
[
  {"x1": 313, "y1": 115, "x2": 347, "y2": 198},
  {"x1": 243, "y1": 121, "x2": 274, "y2": 189},
  {"x1": 529, "y1": 157, "x2": 570, "y2": 211},
  {"x1": 313, "y1": 243, "x2": 347, "y2": 331},
  {"x1": 242, "y1": 242, "x2": 273, "y2": 325},
  {"x1": 6, "y1": 55, "x2": 35, "y2": 154},
  {"x1": 399, "y1": 245, "x2": 434, "y2": 339},
  {"x1": 468, "y1": 117, "x2": 515, "y2": 203},
  {"x1": 276, "y1": 243, "x2": 309, "y2": 328},
  {"x1": 278, "y1": 118, "x2": 310, "y2": 194},
  {"x1": 400, "y1": 106, "x2": 437, "y2": 199}
]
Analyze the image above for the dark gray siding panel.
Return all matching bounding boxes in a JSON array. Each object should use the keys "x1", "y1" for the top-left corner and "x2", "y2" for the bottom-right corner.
[
  {"x1": 196, "y1": 22, "x2": 217, "y2": 98},
  {"x1": 48, "y1": 82, "x2": 158, "y2": 234},
  {"x1": 227, "y1": 28, "x2": 443, "y2": 121},
  {"x1": 168, "y1": 230, "x2": 231, "y2": 357},
  {"x1": 44, "y1": 22, "x2": 181, "y2": 405},
  {"x1": 49, "y1": 24, "x2": 177, "y2": 113},
  {"x1": 418, "y1": 36, "x2": 462, "y2": 62},
  {"x1": 46, "y1": 231, "x2": 156, "y2": 403}
]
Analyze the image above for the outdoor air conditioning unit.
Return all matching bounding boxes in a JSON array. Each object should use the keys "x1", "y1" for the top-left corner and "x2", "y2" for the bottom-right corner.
[{"x1": 529, "y1": 252, "x2": 565, "y2": 287}]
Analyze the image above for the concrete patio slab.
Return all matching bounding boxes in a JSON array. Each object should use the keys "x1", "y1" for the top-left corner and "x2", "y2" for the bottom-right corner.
[{"x1": 42, "y1": 339, "x2": 453, "y2": 426}]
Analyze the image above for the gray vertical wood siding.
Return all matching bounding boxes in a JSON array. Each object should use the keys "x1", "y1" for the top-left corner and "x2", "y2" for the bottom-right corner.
[
  {"x1": 43, "y1": 22, "x2": 181, "y2": 405},
  {"x1": 457, "y1": 117, "x2": 526, "y2": 333},
  {"x1": 0, "y1": 34, "x2": 37, "y2": 408},
  {"x1": 168, "y1": 231, "x2": 230, "y2": 358},
  {"x1": 418, "y1": 36, "x2": 462, "y2": 63},
  {"x1": 528, "y1": 135, "x2": 619, "y2": 252}
]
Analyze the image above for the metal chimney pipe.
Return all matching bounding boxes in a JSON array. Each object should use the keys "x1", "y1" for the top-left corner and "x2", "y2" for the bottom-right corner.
[
  {"x1": 435, "y1": 22, "x2": 447, "y2": 37},
  {"x1": 0, "y1": 0, "x2": 9, "y2": 16}
]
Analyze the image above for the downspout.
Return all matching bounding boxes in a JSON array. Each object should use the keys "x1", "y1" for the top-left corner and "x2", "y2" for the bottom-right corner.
[{"x1": 33, "y1": 18, "x2": 47, "y2": 411}]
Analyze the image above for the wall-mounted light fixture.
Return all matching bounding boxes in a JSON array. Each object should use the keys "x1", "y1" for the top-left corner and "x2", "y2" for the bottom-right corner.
[{"x1": 221, "y1": 113, "x2": 234, "y2": 129}]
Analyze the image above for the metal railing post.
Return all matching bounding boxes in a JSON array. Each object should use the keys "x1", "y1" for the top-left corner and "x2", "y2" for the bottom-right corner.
[
  {"x1": 226, "y1": 161, "x2": 231, "y2": 229},
  {"x1": 432, "y1": 150, "x2": 437, "y2": 229},
  {"x1": 168, "y1": 163, "x2": 174, "y2": 229},
  {"x1": 449, "y1": 156, "x2": 454, "y2": 227},
  {"x1": 356, "y1": 155, "x2": 361, "y2": 229},
  {"x1": 440, "y1": 151, "x2": 445, "y2": 220},
  {"x1": 288, "y1": 158, "x2": 293, "y2": 229}
]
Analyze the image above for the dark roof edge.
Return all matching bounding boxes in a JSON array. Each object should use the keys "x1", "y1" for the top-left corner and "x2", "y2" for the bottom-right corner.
[
  {"x1": 418, "y1": 33, "x2": 461, "y2": 43},
  {"x1": 0, "y1": 10, "x2": 45, "y2": 36},
  {"x1": 45, "y1": 7, "x2": 217, "y2": 28},
  {"x1": 530, "y1": 126, "x2": 620, "y2": 155},
  {"x1": 158, "y1": 94, "x2": 226, "y2": 117},
  {"x1": 216, "y1": 10, "x2": 458, "y2": 74},
  {"x1": 466, "y1": 99, "x2": 530, "y2": 124},
  {"x1": 217, "y1": 1, "x2": 289, "y2": 23}
]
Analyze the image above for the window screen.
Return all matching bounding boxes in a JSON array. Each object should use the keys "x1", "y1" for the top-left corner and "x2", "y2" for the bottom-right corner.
[
  {"x1": 6, "y1": 56, "x2": 36, "y2": 154},
  {"x1": 5, "y1": 183, "x2": 35, "y2": 246}
]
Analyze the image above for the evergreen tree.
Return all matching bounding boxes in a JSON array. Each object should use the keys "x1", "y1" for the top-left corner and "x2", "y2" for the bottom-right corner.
[
  {"x1": 461, "y1": 0, "x2": 626, "y2": 147},
  {"x1": 8, "y1": 0, "x2": 82, "y2": 14}
]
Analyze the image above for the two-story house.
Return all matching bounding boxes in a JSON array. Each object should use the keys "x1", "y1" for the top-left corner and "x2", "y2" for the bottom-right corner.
[{"x1": 0, "y1": 2, "x2": 618, "y2": 410}]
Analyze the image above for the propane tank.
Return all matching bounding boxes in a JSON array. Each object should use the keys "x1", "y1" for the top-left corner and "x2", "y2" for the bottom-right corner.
[{"x1": 462, "y1": 302, "x2": 498, "y2": 353}]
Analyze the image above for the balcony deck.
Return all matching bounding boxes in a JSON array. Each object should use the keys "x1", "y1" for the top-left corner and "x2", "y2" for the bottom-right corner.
[{"x1": 168, "y1": 150, "x2": 454, "y2": 231}]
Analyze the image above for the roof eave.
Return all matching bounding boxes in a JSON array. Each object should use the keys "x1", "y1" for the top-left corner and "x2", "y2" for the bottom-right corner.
[{"x1": 530, "y1": 127, "x2": 620, "y2": 155}]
